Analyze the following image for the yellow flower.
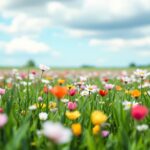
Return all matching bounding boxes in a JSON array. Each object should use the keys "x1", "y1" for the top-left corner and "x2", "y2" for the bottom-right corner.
[
  {"x1": 58, "y1": 79, "x2": 65, "y2": 85},
  {"x1": 91, "y1": 111, "x2": 107, "y2": 125},
  {"x1": 125, "y1": 90, "x2": 130, "y2": 94},
  {"x1": 93, "y1": 125, "x2": 100, "y2": 135},
  {"x1": 67, "y1": 84, "x2": 76, "y2": 90},
  {"x1": 66, "y1": 111, "x2": 81, "y2": 120},
  {"x1": 35, "y1": 103, "x2": 46, "y2": 109},
  {"x1": 130, "y1": 89, "x2": 141, "y2": 98},
  {"x1": 45, "y1": 76, "x2": 53, "y2": 81},
  {"x1": 49, "y1": 102, "x2": 57, "y2": 109},
  {"x1": 71, "y1": 123, "x2": 82, "y2": 136}
]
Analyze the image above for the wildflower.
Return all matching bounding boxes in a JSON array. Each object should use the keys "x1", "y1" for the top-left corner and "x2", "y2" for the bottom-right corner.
[
  {"x1": 58, "y1": 79, "x2": 65, "y2": 85},
  {"x1": 115, "y1": 85, "x2": 122, "y2": 91},
  {"x1": 104, "y1": 84, "x2": 114, "y2": 90},
  {"x1": 67, "y1": 84, "x2": 75, "y2": 90},
  {"x1": 43, "y1": 86, "x2": 49, "y2": 94},
  {"x1": 0, "y1": 88, "x2": 5, "y2": 95},
  {"x1": 85, "y1": 85, "x2": 98, "y2": 93},
  {"x1": 122, "y1": 100, "x2": 138, "y2": 110},
  {"x1": 61, "y1": 99, "x2": 69, "y2": 103},
  {"x1": 130, "y1": 89, "x2": 141, "y2": 98},
  {"x1": 39, "y1": 112, "x2": 48, "y2": 121},
  {"x1": 134, "y1": 69, "x2": 150, "y2": 79},
  {"x1": 42, "y1": 121, "x2": 72, "y2": 144},
  {"x1": 29, "y1": 105, "x2": 37, "y2": 110},
  {"x1": 38, "y1": 96, "x2": 43, "y2": 102},
  {"x1": 66, "y1": 111, "x2": 80, "y2": 120},
  {"x1": 39, "y1": 64, "x2": 50, "y2": 72},
  {"x1": 101, "y1": 130, "x2": 109, "y2": 137},
  {"x1": 69, "y1": 89, "x2": 76, "y2": 96},
  {"x1": 71, "y1": 123, "x2": 82, "y2": 136},
  {"x1": 99, "y1": 90, "x2": 108, "y2": 97},
  {"x1": 50, "y1": 86, "x2": 67, "y2": 99},
  {"x1": 80, "y1": 90, "x2": 89, "y2": 96},
  {"x1": 131, "y1": 105, "x2": 148, "y2": 120},
  {"x1": 67, "y1": 101, "x2": 77, "y2": 111},
  {"x1": 93, "y1": 125, "x2": 100, "y2": 135},
  {"x1": 0, "y1": 108, "x2": 4, "y2": 113},
  {"x1": 91, "y1": 111, "x2": 107, "y2": 125},
  {"x1": 49, "y1": 102, "x2": 57, "y2": 109},
  {"x1": 136, "y1": 124, "x2": 148, "y2": 131},
  {"x1": 0, "y1": 113, "x2": 8, "y2": 128},
  {"x1": 80, "y1": 76, "x2": 87, "y2": 82}
]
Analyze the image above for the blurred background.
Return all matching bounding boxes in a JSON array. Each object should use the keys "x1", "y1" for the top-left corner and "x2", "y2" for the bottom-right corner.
[{"x1": 0, "y1": 0, "x2": 150, "y2": 69}]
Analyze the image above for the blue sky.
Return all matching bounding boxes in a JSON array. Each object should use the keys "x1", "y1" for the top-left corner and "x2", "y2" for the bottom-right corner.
[{"x1": 0, "y1": 0, "x2": 150, "y2": 67}]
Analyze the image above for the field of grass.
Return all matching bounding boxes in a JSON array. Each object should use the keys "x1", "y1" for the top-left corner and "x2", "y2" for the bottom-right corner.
[{"x1": 0, "y1": 66, "x2": 150, "y2": 150}]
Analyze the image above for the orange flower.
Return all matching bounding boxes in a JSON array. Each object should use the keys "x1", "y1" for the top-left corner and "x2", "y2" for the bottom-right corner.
[
  {"x1": 115, "y1": 85, "x2": 122, "y2": 91},
  {"x1": 43, "y1": 86, "x2": 49, "y2": 94},
  {"x1": 130, "y1": 90, "x2": 141, "y2": 98},
  {"x1": 50, "y1": 86, "x2": 67, "y2": 99},
  {"x1": 71, "y1": 123, "x2": 82, "y2": 136}
]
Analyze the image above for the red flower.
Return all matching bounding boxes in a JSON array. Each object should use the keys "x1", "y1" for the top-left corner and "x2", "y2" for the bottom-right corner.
[
  {"x1": 0, "y1": 108, "x2": 4, "y2": 113},
  {"x1": 99, "y1": 90, "x2": 108, "y2": 97},
  {"x1": 103, "y1": 77, "x2": 109, "y2": 82},
  {"x1": 131, "y1": 105, "x2": 148, "y2": 120}
]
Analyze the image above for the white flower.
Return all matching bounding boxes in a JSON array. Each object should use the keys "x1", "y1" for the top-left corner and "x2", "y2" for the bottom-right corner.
[
  {"x1": 136, "y1": 124, "x2": 148, "y2": 131},
  {"x1": 80, "y1": 90, "x2": 89, "y2": 96},
  {"x1": 50, "y1": 108, "x2": 58, "y2": 112},
  {"x1": 61, "y1": 99, "x2": 69, "y2": 103},
  {"x1": 42, "y1": 121, "x2": 72, "y2": 144},
  {"x1": 122, "y1": 76, "x2": 131, "y2": 84},
  {"x1": 39, "y1": 64, "x2": 50, "y2": 72},
  {"x1": 134, "y1": 69, "x2": 150, "y2": 79},
  {"x1": 85, "y1": 85, "x2": 98, "y2": 93},
  {"x1": 41, "y1": 79, "x2": 50, "y2": 84},
  {"x1": 39, "y1": 112, "x2": 48, "y2": 121},
  {"x1": 80, "y1": 76, "x2": 87, "y2": 82},
  {"x1": 29, "y1": 105, "x2": 37, "y2": 110},
  {"x1": 122, "y1": 100, "x2": 138, "y2": 110}
]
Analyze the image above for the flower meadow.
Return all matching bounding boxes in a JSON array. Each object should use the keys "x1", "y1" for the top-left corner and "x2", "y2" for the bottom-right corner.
[{"x1": 0, "y1": 66, "x2": 150, "y2": 150}]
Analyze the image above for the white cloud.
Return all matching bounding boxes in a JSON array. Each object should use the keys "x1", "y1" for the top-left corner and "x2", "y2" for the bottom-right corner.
[
  {"x1": 0, "y1": 14, "x2": 50, "y2": 36},
  {"x1": 89, "y1": 37, "x2": 150, "y2": 51},
  {"x1": 0, "y1": 36, "x2": 50, "y2": 54}
]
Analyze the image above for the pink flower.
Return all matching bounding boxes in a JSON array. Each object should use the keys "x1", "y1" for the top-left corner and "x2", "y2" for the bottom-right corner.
[
  {"x1": 131, "y1": 105, "x2": 148, "y2": 120},
  {"x1": 69, "y1": 89, "x2": 76, "y2": 96},
  {"x1": 101, "y1": 130, "x2": 109, "y2": 137},
  {"x1": 67, "y1": 102, "x2": 77, "y2": 111},
  {"x1": 104, "y1": 84, "x2": 114, "y2": 90},
  {"x1": 0, "y1": 114, "x2": 8, "y2": 128},
  {"x1": 0, "y1": 88, "x2": 5, "y2": 95}
]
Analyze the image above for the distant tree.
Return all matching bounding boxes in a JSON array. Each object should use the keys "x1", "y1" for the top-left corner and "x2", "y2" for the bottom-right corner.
[
  {"x1": 129, "y1": 62, "x2": 136, "y2": 68},
  {"x1": 26, "y1": 60, "x2": 36, "y2": 67}
]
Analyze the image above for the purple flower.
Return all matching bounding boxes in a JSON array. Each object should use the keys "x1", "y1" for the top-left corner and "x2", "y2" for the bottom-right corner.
[
  {"x1": 0, "y1": 114, "x2": 8, "y2": 128},
  {"x1": 101, "y1": 130, "x2": 109, "y2": 137}
]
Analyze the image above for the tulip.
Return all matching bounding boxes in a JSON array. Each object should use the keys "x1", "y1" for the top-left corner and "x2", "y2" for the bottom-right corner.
[
  {"x1": 131, "y1": 105, "x2": 148, "y2": 120},
  {"x1": 67, "y1": 101, "x2": 77, "y2": 111},
  {"x1": 69, "y1": 89, "x2": 76, "y2": 96},
  {"x1": 50, "y1": 86, "x2": 67, "y2": 100},
  {"x1": 99, "y1": 90, "x2": 108, "y2": 97}
]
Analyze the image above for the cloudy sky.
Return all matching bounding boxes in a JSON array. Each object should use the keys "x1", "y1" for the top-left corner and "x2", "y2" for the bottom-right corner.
[{"x1": 0, "y1": 0, "x2": 150, "y2": 67}]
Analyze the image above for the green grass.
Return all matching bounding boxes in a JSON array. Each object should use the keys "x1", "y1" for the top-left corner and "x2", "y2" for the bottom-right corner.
[{"x1": 0, "y1": 68, "x2": 150, "y2": 149}]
